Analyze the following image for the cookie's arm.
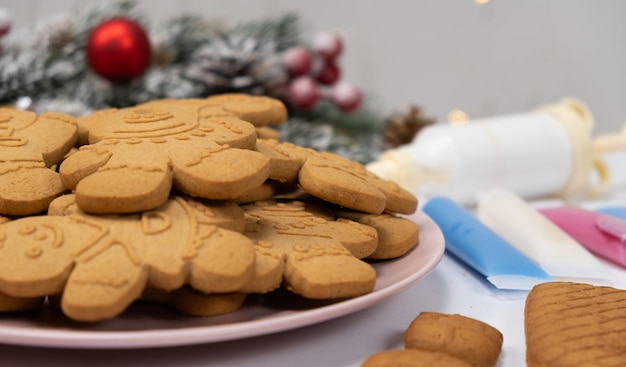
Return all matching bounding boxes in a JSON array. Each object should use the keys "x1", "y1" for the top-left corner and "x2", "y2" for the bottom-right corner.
[
  {"x1": 61, "y1": 141, "x2": 174, "y2": 214},
  {"x1": 59, "y1": 145, "x2": 112, "y2": 190},
  {"x1": 25, "y1": 112, "x2": 78, "y2": 167}
]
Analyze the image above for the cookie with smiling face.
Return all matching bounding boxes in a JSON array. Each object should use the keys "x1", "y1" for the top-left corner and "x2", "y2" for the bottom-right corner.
[
  {"x1": 0, "y1": 108, "x2": 77, "y2": 216},
  {"x1": 60, "y1": 101, "x2": 271, "y2": 214}
]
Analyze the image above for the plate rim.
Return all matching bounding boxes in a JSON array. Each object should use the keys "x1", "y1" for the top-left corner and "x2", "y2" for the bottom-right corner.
[{"x1": 0, "y1": 211, "x2": 444, "y2": 349}]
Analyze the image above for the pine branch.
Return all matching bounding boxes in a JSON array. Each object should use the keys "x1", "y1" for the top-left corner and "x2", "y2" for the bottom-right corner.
[
  {"x1": 155, "y1": 14, "x2": 220, "y2": 64},
  {"x1": 230, "y1": 13, "x2": 303, "y2": 51}
]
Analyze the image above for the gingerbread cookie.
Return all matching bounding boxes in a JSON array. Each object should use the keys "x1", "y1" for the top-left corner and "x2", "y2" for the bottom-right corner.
[
  {"x1": 525, "y1": 281, "x2": 626, "y2": 367},
  {"x1": 0, "y1": 194, "x2": 255, "y2": 322},
  {"x1": 60, "y1": 102, "x2": 270, "y2": 213},
  {"x1": 362, "y1": 349, "x2": 472, "y2": 367},
  {"x1": 362, "y1": 312, "x2": 502, "y2": 367},
  {"x1": 138, "y1": 94, "x2": 287, "y2": 129},
  {"x1": 404, "y1": 312, "x2": 503, "y2": 367},
  {"x1": 240, "y1": 199, "x2": 378, "y2": 299},
  {"x1": 0, "y1": 291, "x2": 44, "y2": 312},
  {"x1": 254, "y1": 139, "x2": 305, "y2": 183},
  {"x1": 0, "y1": 108, "x2": 77, "y2": 215},
  {"x1": 335, "y1": 210, "x2": 419, "y2": 260},
  {"x1": 203, "y1": 93, "x2": 288, "y2": 127},
  {"x1": 234, "y1": 181, "x2": 277, "y2": 204},
  {"x1": 254, "y1": 141, "x2": 418, "y2": 214},
  {"x1": 255, "y1": 126, "x2": 280, "y2": 140},
  {"x1": 142, "y1": 287, "x2": 247, "y2": 317},
  {"x1": 138, "y1": 98, "x2": 261, "y2": 149}
]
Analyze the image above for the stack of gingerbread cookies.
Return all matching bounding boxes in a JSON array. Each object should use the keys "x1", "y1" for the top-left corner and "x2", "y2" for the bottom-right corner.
[{"x1": 0, "y1": 94, "x2": 420, "y2": 322}]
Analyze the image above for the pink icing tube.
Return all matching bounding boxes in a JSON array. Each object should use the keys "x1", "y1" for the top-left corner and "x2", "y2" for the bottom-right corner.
[{"x1": 539, "y1": 206, "x2": 626, "y2": 268}]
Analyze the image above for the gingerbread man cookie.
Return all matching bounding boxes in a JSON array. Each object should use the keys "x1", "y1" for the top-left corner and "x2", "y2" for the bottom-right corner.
[
  {"x1": 60, "y1": 102, "x2": 271, "y2": 214},
  {"x1": 253, "y1": 140, "x2": 418, "y2": 215},
  {"x1": 203, "y1": 93, "x2": 288, "y2": 127},
  {"x1": 142, "y1": 286, "x2": 247, "y2": 317},
  {"x1": 0, "y1": 108, "x2": 77, "y2": 216},
  {"x1": 240, "y1": 199, "x2": 378, "y2": 299},
  {"x1": 0, "y1": 291, "x2": 44, "y2": 312},
  {"x1": 335, "y1": 210, "x2": 420, "y2": 260},
  {"x1": 0, "y1": 194, "x2": 256, "y2": 322}
]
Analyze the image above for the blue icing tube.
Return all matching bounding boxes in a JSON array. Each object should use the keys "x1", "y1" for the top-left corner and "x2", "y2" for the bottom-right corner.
[
  {"x1": 596, "y1": 207, "x2": 626, "y2": 220},
  {"x1": 422, "y1": 196, "x2": 552, "y2": 290}
]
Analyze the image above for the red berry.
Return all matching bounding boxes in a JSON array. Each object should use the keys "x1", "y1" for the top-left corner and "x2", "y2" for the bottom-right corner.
[
  {"x1": 0, "y1": 8, "x2": 12, "y2": 38},
  {"x1": 287, "y1": 76, "x2": 320, "y2": 110},
  {"x1": 331, "y1": 81, "x2": 362, "y2": 112},
  {"x1": 316, "y1": 61, "x2": 340, "y2": 85},
  {"x1": 312, "y1": 31, "x2": 343, "y2": 60},
  {"x1": 283, "y1": 47, "x2": 312, "y2": 76}
]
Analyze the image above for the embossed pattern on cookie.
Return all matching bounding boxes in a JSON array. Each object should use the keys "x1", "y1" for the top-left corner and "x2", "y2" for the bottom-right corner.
[
  {"x1": 336, "y1": 210, "x2": 420, "y2": 260},
  {"x1": 241, "y1": 199, "x2": 378, "y2": 299},
  {"x1": 60, "y1": 104, "x2": 270, "y2": 213},
  {"x1": 525, "y1": 281, "x2": 626, "y2": 367},
  {"x1": 0, "y1": 108, "x2": 77, "y2": 216},
  {"x1": 0, "y1": 194, "x2": 255, "y2": 322},
  {"x1": 255, "y1": 141, "x2": 418, "y2": 214}
]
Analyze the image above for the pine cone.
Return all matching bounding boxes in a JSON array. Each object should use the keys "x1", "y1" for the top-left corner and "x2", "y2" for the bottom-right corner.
[
  {"x1": 185, "y1": 34, "x2": 289, "y2": 97},
  {"x1": 382, "y1": 105, "x2": 435, "y2": 149}
]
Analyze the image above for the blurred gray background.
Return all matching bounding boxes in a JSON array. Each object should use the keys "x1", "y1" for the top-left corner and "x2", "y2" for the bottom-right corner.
[{"x1": 4, "y1": 0, "x2": 626, "y2": 134}]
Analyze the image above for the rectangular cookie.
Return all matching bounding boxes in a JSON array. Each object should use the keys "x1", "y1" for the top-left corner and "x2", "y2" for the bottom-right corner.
[{"x1": 525, "y1": 281, "x2": 626, "y2": 366}]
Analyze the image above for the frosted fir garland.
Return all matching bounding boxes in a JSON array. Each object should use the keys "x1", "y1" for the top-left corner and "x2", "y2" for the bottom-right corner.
[
  {"x1": 0, "y1": 2, "x2": 299, "y2": 113},
  {"x1": 0, "y1": 2, "x2": 387, "y2": 163}
]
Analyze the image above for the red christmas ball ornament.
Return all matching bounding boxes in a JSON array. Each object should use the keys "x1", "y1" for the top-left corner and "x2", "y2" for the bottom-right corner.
[
  {"x1": 86, "y1": 17, "x2": 152, "y2": 82},
  {"x1": 331, "y1": 81, "x2": 362, "y2": 112},
  {"x1": 315, "y1": 60, "x2": 341, "y2": 85},
  {"x1": 287, "y1": 76, "x2": 320, "y2": 110},
  {"x1": 312, "y1": 31, "x2": 343, "y2": 60},
  {"x1": 0, "y1": 8, "x2": 12, "y2": 38},
  {"x1": 283, "y1": 47, "x2": 312, "y2": 76}
]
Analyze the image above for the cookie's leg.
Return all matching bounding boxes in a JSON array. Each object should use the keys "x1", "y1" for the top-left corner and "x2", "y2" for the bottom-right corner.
[
  {"x1": 284, "y1": 247, "x2": 376, "y2": 299},
  {"x1": 61, "y1": 242, "x2": 147, "y2": 322},
  {"x1": 186, "y1": 227, "x2": 256, "y2": 293},
  {"x1": 170, "y1": 144, "x2": 269, "y2": 200},
  {"x1": 238, "y1": 242, "x2": 285, "y2": 294},
  {"x1": 63, "y1": 147, "x2": 172, "y2": 214}
]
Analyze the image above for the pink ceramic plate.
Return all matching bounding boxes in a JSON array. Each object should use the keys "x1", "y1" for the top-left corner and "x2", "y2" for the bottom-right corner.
[{"x1": 0, "y1": 211, "x2": 444, "y2": 349}]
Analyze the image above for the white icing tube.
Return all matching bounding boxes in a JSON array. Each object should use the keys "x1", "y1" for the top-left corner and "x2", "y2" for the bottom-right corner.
[
  {"x1": 476, "y1": 187, "x2": 609, "y2": 284},
  {"x1": 367, "y1": 98, "x2": 609, "y2": 206}
]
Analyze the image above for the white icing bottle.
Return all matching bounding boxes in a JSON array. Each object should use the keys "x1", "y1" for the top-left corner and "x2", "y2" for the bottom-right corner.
[{"x1": 367, "y1": 98, "x2": 609, "y2": 206}]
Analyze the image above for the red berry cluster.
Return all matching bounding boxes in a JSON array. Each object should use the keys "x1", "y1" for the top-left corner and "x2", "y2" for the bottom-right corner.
[
  {"x1": 0, "y1": 8, "x2": 12, "y2": 54},
  {"x1": 282, "y1": 30, "x2": 362, "y2": 113}
]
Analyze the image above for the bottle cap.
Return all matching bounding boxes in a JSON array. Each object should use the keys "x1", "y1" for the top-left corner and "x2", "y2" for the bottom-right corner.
[{"x1": 535, "y1": 98, "x2": 609, "y2": 198}]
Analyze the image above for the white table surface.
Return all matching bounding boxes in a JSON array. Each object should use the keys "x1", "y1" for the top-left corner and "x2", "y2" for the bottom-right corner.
[
  {"x1": 2, "y1": 154, "x2": 626, "y2": 367},
  {"x1": 2, "y1": 252, "x2": 625, "y2": 367}
]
